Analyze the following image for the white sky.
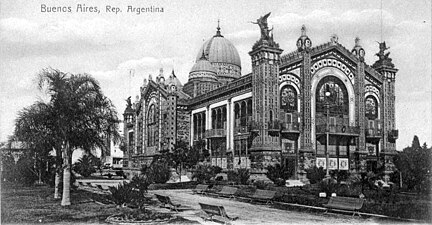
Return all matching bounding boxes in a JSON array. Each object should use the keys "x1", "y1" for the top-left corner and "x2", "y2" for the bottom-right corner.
[{"x1": 1, "y1": 0, "x2": 431, "y2": 149}]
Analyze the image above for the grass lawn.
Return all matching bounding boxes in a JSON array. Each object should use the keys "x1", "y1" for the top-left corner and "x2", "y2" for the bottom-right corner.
[
  {"x1": 1, "y1": 182, "x2": 196, "y2": 224},
  {"x1": 1, "y1": 182, "x2": 133, "y2": 224}
]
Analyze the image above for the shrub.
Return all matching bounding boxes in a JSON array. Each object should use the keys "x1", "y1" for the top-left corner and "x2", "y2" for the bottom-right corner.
[
  {"x1": 319, "y1": 177, "x2": 338, "y2": 195},
  {"x1": 143, "y1": 159, "x2": 171, "y2": 184},
  {"x1": 238, "y1": 169, "x2": 250, "y2": 185},
  {"x1": 192, "y1": 165, "x2": 222, "y2": 183},
  {"x1": 73, "y1": 154, "x2": 98, "y2": 177},
  {"x1": 15, "y1": 157, "x2": 38, "y2": 186},
  {"x1": 253, "y1": 180, "x2": 269, "y2": 189},
  {"x1": 266, "y1": 164, "x2": 292, "y2": 186},
  {"x1": 306, "y1": 166, "x2": 326, "y2": 184},
  {"x1": 109, "y1": 181, "x2": 135, "y2": 206}
]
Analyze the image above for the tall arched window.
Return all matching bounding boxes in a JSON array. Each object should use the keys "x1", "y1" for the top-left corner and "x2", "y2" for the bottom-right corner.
[
  {"x1": 280, "y1": 85, "x2": 297, "y2": 112},
  {"x1": 147, "y1": 104, "x2": 157, "y2": 147},
  {"x1": 365, "y1": 96, "x2": 378, "y2": 120},
  {"x1": 316, "y1": 76, "x2": 348, "y2": 115}
]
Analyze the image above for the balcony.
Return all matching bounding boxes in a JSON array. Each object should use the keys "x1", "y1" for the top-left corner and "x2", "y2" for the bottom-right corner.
[
  {"x1": 366, "y1": 128, "x2": 382, "y2": 139},
  {"x1": 281, "y1": 122, "x2": 300, "y2": 133},
  {"x1": 268, "y1": 120, "x2": 281, "y2": 134},
  {"x1": 388, "y1": 129, "x2": 399, "y2": 143},
  {"x1": 316, "y1": 124, "x2": 360, "y2": 136},
  {"x1": 249, "y1": 121, "x2": 261, "y2": 133},
  {"x1": 205, "y1": 129, "x2": 227, "y2": 138}
]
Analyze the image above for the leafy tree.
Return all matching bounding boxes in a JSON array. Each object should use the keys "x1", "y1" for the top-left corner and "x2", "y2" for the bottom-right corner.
[
  {"x1": 14, "y1": 102, "x2": 64, "y2": 197},
  {"x1": 394, "y1": 135, "x2": 432, "y2": 193},
  {"x1": 35, "y1": 68, "x2": 120, "y2": 206},
  {"x1": 159, "y1": 139, "x2": 205, "y2": 181}
]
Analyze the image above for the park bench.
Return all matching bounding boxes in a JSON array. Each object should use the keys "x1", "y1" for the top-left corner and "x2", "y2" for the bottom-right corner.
[
  {"x1": 199, "y1": 203, "x2": 238, "y2": 224},
  {"x1": 78, "y1": 181, "x2": 84, "y2": 186},
  {"x1": 323, "y1": 196, "x2": 365, "y2": 216},
  {"x1": 217, "y1": 186, "x2": 238, "y2": 199},
  {"x1": 193, "y1": 184, "x2": 209, "y2": 195},
  {"x1": 96, "y1": 184, "x2": 106, "y2": 191},
  {"x1": 85, "y1": 182, "x2": 92, "y2": 187},
  {"x1": 154, "y1": 194, "x2": 181, "y2": 212},
  {"x1": 249, "y1": 189, "x2": 276, "y2": 204}
]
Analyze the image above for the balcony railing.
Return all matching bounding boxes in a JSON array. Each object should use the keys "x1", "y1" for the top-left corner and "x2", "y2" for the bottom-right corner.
[
  {"x1": 316, "y1": 124, "x2": 360, "y2": 135},
  {"x1": 388, "y1": 129, "x2": 399, "y2": 142},
  {"x1": 281, "y1": 122, "x2": 300, "y2": 133},
  {"x1": 268, "y1": 120, "x2": 281, "y2": 133},
  {"x1": 365, "y1": 128, "x2": 382, "y2": 138},
  {"x1": 205, "y1": 129, "x2": 227, "y2": 138}
]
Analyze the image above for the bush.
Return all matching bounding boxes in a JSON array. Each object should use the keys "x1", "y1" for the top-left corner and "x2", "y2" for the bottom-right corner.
[
  {"x1": 15, "y1": 157, "x2": 38, "y2": 186},
  {"x1": 253, "y1": 180, "x2": 269, "y2": 189},
  {"x1": 192, "y1": 165, "x2": 222, "y2": 183},
  {"x1": 238, "y1": 169, "x2": 250, "y2": 185},
  {"x1": 73, "y1": 154, "x2": 98, "y2": 177},
  {"x1": 306, "y1": 166, "x2": 325, "y2": 184},
  {"x1": 142, "y1": 159, "x2": 171, "y2": 184},
  {"x1": 109, "y1": 181, "x2": 136, "y2": 206},
  {"x1": 266, "y1": 164, "x2": 292, "y2": 186}
]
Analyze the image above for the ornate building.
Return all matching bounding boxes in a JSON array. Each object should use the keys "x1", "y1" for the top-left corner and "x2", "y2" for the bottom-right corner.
[{"x1": 123, "y1": 13, "x2": 398, "y2": 182}]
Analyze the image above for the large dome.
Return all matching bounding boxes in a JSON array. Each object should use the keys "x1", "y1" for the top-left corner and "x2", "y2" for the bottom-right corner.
[{"x1": 195, "y1": 27, "x2": 241, "y2": 68}]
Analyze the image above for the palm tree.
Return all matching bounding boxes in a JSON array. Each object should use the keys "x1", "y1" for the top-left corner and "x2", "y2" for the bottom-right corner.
[{"x1": 37, "y1": 68, "x2": 120, "y2": 206}]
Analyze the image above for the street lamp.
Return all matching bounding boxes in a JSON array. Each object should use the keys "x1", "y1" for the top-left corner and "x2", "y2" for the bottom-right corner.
[{"x1": 325, "y1": 84, "x2": 331, "y2": 178}]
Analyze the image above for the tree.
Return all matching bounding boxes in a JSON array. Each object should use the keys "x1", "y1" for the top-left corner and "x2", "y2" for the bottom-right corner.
[
  {"x1": 159, "y1": 139, "x2": 204, "y2": 181},
  {"x1": 73, "y1": 154, "x2": 99, "y2": 177},
  {"x1": 14, "y1": 102, "x2": 64, "y2": 197},
  {"x1": 394, "y1": 135, "x2": 432, "y2": 193},
  {"x1": 36, "y1": 68, "x2": 120, "y2": 206}
]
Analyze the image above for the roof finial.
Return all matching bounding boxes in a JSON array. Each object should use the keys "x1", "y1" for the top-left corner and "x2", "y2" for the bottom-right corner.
[
  {"x1": 215, "y1": 19, "x2": 223, "y2": 37},
  {"x1": 199, "y1": 48, "x2": 207, "y2": 60},
  {"x1": 301, "y1": 25, "x2": 307, "y2": 36}
]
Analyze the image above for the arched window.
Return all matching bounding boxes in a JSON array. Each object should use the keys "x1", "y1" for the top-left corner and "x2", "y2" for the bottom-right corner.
[
  {"x1": 147, "y1": 104, "x2": 157, "y2": 147},
  {"x1": 365, "y1": 96, "x2": 378, "y2": 120},
  {"x1": 316, "y1": 76, "x2": 348, "y2": 115},
  {"x1": 280, "y1": 85, "x2": 297, "y2": 112}
]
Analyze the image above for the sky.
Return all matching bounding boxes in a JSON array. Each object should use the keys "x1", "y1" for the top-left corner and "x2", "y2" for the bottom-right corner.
[{"x1": 1, "y1": 0, "x2": 431, "y2": 150}]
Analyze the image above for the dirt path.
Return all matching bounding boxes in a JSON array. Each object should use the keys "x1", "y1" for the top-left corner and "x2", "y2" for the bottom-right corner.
[{"x1": 150, "y1": 189, "x2": 394, "y2": 225}]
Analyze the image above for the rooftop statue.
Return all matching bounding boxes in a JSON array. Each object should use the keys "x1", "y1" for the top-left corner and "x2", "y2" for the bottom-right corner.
[
  {"x1": 373, "y1": 41, "x2": 394, "y2": 68},
  {"x1": 126, "y1": 96, "x2": 132, "y2": 108},
  {"x1": 251, "y1": 12, "x2": 272, "y2": 41}
]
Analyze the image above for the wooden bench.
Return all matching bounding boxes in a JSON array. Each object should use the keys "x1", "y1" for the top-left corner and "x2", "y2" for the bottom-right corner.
[
  {"x1": 323, "y1": 196, "x2": 365, "y2": 216},
  {"x1": 154, "y1": 194, "x2": 181, "y2": 212},
  {"x1": 249, "y1": 189, "x2": 276, "y2": 204},
  {"x1": 193, "y1": 184, "x2": 209, "y2": 195},
  {"x1": 85, "y1": 182, "x2": 92, "y2": 187},
  {"x1": 217, "y1": 186, "x2": 238, "y2": 199},
  {"x1": 199, "y1": 203, "x2": 238, "y2": 224},
  {"x1": 96, "y1": 184, "x2": 105, "y2": 191}
]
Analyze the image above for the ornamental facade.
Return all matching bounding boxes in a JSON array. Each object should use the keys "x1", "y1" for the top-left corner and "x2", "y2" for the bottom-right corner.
[{"x1": 123, "y1": 13, "x2": 398, "y2": 182}]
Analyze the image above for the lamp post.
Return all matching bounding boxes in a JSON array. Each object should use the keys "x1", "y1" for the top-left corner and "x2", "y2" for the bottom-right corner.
[{"x1": 325, "y1": 84, "x2": 331, "y2": 178}]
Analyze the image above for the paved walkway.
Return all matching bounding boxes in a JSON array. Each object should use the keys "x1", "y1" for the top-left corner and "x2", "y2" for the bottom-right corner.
[{"x1": 149, "y1": 189, "x2": 392, "y2": 225}]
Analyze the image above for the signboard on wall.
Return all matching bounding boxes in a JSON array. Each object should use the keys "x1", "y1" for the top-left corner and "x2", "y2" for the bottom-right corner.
[
  {"x1": 233, "y1": 157, "x2": 239, "y2": 169},
  {"x1": 339, "y1": 158, "x2": 349, "y2": 170},
  {"x1": 316, "y1": 157, "x2": 326, "y2": 169},
  {"x1": 222, "y1": 158, "x2": 227, "y2": 169},
  {"x1": 211, "y1": 158, "x2": 216, "y2": 166},
  {"x1": 328, "y1": 158, "x2": 338, "y2": 170}
]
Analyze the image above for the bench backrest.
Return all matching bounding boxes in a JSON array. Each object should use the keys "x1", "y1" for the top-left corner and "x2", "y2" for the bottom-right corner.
[
  {"x1": 219, "y1": 186, "x2": 238, "y2": 195},
  {"x1": 253, "y1": 189, "x2": 276, "y2": 199},
  {"x1": 195, "y1": 184, "x2": 209, "y2": 190},
  {"x1": 328, "y1": 196, "x2": 364, "y2": 209},
  {"x1": 199, "y1": 203, "x2": 225, "y2": 217},
  {"x1": 155, "y1": 194, "x2": 171, "y2": 204}
]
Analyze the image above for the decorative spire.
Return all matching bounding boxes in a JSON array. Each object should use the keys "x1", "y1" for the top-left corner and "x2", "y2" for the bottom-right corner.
[
  {"x1": 199, "y1": 49, "x2": 207, "y2": 60},
  {"x1": 215, "y1": 19, "x2": 223, "y2": 37}
]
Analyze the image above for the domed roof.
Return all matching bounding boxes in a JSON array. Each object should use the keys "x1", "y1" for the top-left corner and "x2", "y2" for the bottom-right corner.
[
  {"x1": 191, "y1": 52, "x2": 217, "y2": 74},
  {"x1": 166, "y1": 70, "x2": 182, "y2": 88},
  {"x1": 195, "y1": 25, "x2": 241, "y2": 68}
]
